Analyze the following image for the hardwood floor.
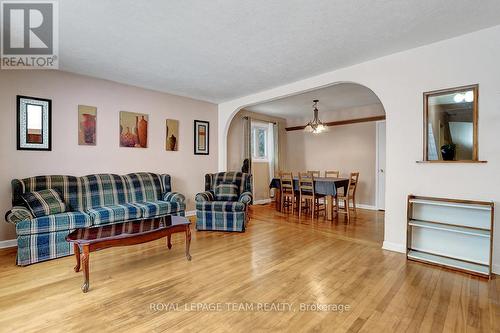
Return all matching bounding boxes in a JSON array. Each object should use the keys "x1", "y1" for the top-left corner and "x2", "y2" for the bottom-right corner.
[{"x1": 0, "y1": 204, "x2": 498, "y2": 332}]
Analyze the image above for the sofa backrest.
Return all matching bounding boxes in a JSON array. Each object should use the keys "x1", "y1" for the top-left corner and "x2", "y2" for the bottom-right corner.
[
  {"x1": 12, "y1": 172, "x2": 172, "y2": 211},
  {"x1": 12, "y1": 175, "x2": 85, "y2": 211},
  {"x1": 205, "y1": 172, "x2": 252, "y2": 195},
  {"x1": 80, "y1": 174, "x2": 129, "y2": 208},
  {"x1": 123, "y1": 172, "x2": 165, "y2": 203}
]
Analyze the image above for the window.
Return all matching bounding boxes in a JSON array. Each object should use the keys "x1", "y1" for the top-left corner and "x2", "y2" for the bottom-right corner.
[{"x1": 252, "y1": 123, "x2": 268, "y2": 161}]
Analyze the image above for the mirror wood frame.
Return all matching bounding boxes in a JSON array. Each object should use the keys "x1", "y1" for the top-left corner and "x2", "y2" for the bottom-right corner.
[
  {"x1": 16, "y1": 95, "x2": 52, "y2": 151},
  {"x1": 422, "y1": 84, "x2": 482, "y2": 163}
]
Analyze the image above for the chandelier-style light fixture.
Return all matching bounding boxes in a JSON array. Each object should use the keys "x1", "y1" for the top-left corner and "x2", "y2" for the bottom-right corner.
[{"x1": 304, "y1": 99, "x2": 329, "y2": 134}]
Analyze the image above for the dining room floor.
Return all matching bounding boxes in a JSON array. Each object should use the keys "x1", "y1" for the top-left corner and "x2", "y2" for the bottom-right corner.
[{"x1": 0, "y1": 204, "x2": 498, "y2": 333}]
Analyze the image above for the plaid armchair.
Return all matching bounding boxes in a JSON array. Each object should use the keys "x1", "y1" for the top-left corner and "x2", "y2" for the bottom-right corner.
[{"x1": 195, "y1": 172, "x2": 252, "y2": 232}]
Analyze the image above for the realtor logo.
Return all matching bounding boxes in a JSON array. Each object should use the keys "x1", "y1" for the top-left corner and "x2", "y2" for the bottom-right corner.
[{"x1": 1, "y1": 1, "x2": 58, "y2": 69}]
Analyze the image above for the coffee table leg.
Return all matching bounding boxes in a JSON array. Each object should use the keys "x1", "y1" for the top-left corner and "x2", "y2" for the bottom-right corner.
[
  {"x1": 185, "y1": 226, "x2": 192, "y2": 261},
  {"x1": 167, "y1": 234, "x2": 172, "y2": 249},
  {"x1": 81, "y1": 244, "x2": 90, "y2": 293},
  {"x1": 73, "y1": 243, "x2": 81, "y2": 272}
]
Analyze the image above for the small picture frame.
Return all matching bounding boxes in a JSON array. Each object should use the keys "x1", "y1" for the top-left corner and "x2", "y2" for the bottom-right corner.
[
  {"x1": 17, "y1": 95, "x2": 52, "y2": 151},
  {"x1": 194, "y1": 120, "x2": 209, "y2": 155}
]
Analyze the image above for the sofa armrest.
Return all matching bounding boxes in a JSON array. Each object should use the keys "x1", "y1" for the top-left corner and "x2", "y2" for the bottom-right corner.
[
  {"x1": 238, "y1": 191, "x2": 253, "y2": 205},
  {"x1": 163, "y1": 192, "x2": 186, "y2": 204},
  {"x1": 5, "y1": 206, "x2": 33, "y2": 224},
  {"x1": 195, "y1": 191, "x2": 215, "y2": 202}
]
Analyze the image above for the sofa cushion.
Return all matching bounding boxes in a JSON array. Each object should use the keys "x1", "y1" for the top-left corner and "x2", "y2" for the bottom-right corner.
[
  {"x1": 86, "y1": 203, "x2": 142, "y2": 225},
  {"x1": 21, "y1": 189, "x2": 67, "y2": 218},
  {"x1": 133, "y1": 200, "x2": 184, "y2": 218},
  {"x1": 15, "y1": 211, "x2": 92, "y2": 235},
  {"x1": 196, "y1": 201, "x2": 246, "y2": 212},
  {"x1": 214, "y1": 183, "x2": 239, "y2": 201}
]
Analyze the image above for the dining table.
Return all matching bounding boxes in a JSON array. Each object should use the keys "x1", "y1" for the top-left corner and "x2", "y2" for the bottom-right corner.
[{"x1": 269, "y1": 177, "x2": 350, "y2": 220}]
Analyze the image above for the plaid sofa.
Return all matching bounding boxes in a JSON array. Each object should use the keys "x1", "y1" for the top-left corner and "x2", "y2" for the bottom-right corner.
[
  {"x1": 5, "y1": 172, "x2": 185, "y2": 266},
  {"x1": 195, "y1": 172, "x2": 252, "y2": 232}
]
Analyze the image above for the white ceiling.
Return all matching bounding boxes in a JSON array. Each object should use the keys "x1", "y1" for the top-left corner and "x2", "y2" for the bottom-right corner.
[
  {"x1": 59, "y1": 1, "x2": 500, "y2": 103},
  {"x1": 245, "y1": 83, "x2": 381, "y2": 118}
]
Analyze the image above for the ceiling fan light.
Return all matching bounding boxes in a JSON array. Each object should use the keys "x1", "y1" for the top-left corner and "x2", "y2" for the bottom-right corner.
[{"x1": 304, "y1": 124, "x2": 314, "y2": 133}]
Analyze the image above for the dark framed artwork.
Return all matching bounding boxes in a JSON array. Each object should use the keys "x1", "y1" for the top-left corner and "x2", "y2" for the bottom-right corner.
[
  {"x1": 17, "y1": 95, "x2": 52, "y2": 151},
  {"x1": 194, "y1": 120, "x2": 209, "y2": 155}
]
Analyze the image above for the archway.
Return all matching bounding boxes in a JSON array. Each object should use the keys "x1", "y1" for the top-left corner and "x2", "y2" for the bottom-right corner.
[{"x1": 224, "y1": 82, "x2": 387, "y2": 242}]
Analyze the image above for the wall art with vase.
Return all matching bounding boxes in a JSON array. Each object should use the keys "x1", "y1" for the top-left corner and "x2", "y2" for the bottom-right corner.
[
  {"x1": 166, "y1": 119, "x2": 179, "y2": 151},
  {"x1": 194, "y1": 120, "x2": 209, "y2": 155},
  {"x1": 120, "y1": 111, "x2": 148, "y2": 148},
  {"x1": 78, "y1": 105, "x2": 97, "y2": 145}
]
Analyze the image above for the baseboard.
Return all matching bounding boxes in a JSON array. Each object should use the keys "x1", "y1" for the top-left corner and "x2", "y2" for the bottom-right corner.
[
  {"x1": 382, "y1": 241, "x2": 406, "y2": 254},
  {"x1": 185, "y1": 210, "x2": 196, "y2": 217},
  {"x1": 0, "y1": 239, "x2": 17, "y2": 249},
  {"x1": 337, "y1": 202, "x2": 377, "y2": 211},
  {"x1": 253, "y1": 199, "x2": 272, "y2": 205}
]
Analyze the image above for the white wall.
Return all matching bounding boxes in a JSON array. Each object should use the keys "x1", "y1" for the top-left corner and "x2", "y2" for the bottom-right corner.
[
  {"x1": 0, "y1": 71, "x2": 218, "y2": 242},
  {"x1": 218, "y1": 25, "x2": 500, "y2": 273},
  {"x1": 284, "y1": 103, "x2": 384, "y2": 207}
]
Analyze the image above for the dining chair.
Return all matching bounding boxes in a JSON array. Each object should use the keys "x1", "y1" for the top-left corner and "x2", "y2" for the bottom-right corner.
[
  {"x1": 325, "y1": 170, "x2": 340, "y2": 178},
  {"x1": 307, "y1": 170, "x2": 321, "y2": 178},
  {"x1": 280, "y1": 172, "x2": 296, "y2": 214},
  {"x1": 298, "y1": 172, "x2": 325, "y2": 219},
  {"x1": 335, "y1": 172, "x2": 359, "y2": 223}
]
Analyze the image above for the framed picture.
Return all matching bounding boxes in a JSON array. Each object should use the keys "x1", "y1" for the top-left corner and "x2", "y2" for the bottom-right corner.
[
  {"x1": 166, "y1": 119, "x2": 179, "y2": 151},
  {"x1": 194, "y1": 120, "x2": 209, "y2": 155},
  {"x1": 120, "y1": 111, "x2": 148, "y2": 148},
  {"x1": 78, "y1": 105, "x2": 97, "y2": 145},
  {"x1": 17, "y1": 95, "x2": 52, "y2": 151}
]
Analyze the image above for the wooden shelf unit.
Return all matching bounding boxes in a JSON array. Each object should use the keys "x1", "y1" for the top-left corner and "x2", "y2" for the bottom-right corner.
[{"x1": 407, "y1": 195, "x2": 494, "y2": 278}]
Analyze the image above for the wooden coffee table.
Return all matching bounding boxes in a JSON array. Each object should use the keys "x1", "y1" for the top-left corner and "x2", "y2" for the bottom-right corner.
[{"x1": 66, "y1": 215, "x2": 191, "y2": 293}]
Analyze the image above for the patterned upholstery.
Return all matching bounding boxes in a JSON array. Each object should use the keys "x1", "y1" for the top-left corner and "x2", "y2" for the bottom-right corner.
[
  {"x1": 16, "y1": 211, "x2": 92, "y2": 235},
  {"x1": 12, "y1": 175, "x2": 84, "y2": 211},
  {"x1": 5, "y1": 206, "x2": 33, "y2": 224},
  {"x1": 196, "y1": 172, "x2": 252, "y2": 232},
  {"x1": 17, "y1": 230, "x2": 74, "y2": 266},
  {"x1": 21, "y1": 189, "x2": 67, "y2": 217},
  {"x1": 196, "y1": 211, "x2": 246, "y2": 232},
  {"x1": 124, "y1": 172, "x2": 163, "y2": 203},
  {"x1": 86, "y1": 203, "x2": 143, "y2": 225},
  {"x1": 196, "y1": 201, "x2": 246, "y2": 212},
  {"x1": 80, "y1": 174, "x2": 129, "y2": 208},
  {"x1": 195, "y1": 191, "x2": 215, "y2": 202},
  {"x1": 133, "y1": 201, "x2": 185, "y2": 218},
  {"x1": 214, "y1": 183, "x2": 239, "y2": 201},
  {"x1": 163, "y1": 192, "x2": 186, "y2": 203},
  {"x1": 238, "y1": 191, "x2": 253, "y2": 205},
  {"x1": 8, "y1": 172, "x2": 185, "y2": 265}
]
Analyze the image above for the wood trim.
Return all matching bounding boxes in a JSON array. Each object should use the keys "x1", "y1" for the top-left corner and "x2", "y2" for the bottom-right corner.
[
  {"x1": 422, "y1": 84, "x2": 479, "y2": 162},
  {"x1": 416, "y1": 160, "x2": 487, "y2": 164},
  {"x1": 285, "y1": 115, "x2": 386, "y2": 132},
  {"x1": 408, "y1": 194, "x2": 493, "y2": 207}
]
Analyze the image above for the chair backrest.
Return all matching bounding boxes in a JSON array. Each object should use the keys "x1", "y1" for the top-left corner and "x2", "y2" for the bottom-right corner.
[
  {"x1": 279, "y1": 172, "x2": 294, "y2": 194},
  {"x1": 347, "y1": 172, "x2": 359, "y2": 196},
  {"x1": 205, "y1": 172, "x2": 252, "y2": 195},
  {"x1": 298, "y1": 172, "x2": 315, "y2": 196},
  {"x1": 307, "y1": 170, "x2": 320, "y2": 178},
  {"x1": 325, "y1": 170, "x2": 340, "y2": 178}
]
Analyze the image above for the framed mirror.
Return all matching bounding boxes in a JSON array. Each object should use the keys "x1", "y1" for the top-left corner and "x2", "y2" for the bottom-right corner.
[
  {"x1": 17, "y1": 95, "x2": 52, "y2": 151},
  {"x1": 423, "y1": 84, "x2": 479, "y2": 162}
]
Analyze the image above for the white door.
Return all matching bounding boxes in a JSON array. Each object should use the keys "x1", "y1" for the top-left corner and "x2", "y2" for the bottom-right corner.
[{"x1": 376, "y1": 121, "x2": 386, "y2": 210}]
